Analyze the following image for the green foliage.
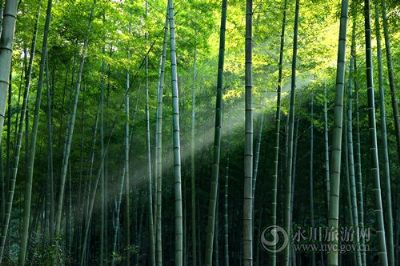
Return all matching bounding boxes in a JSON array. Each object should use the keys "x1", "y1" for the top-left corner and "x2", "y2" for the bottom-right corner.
[{"x1": 2, "y1": 0, "x2": 400, "y2": 264}]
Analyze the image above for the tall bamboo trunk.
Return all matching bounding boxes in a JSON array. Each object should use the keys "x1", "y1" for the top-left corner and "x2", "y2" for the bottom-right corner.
[
  {"x1": 155, "y1": 9, "x2": 168, "y2": 266},
  {"x1": 75, "y1": 83, "x2": 86, "y2": 258},
  {"x1": 6, "y1": 70, "x2": 11, "y2": 235},
  {"x1": 352, "y1": 26, "x2": 366, "y2": 266},
  {"x1": 364, "y1": 0, "x2": 388, "y2": 264},
  {"x1": 100, "y1": 54, "x2": 106, "y2": 266},
  {"x1": 327, "y1": 0, "x2": 349, "y2": 265},
  {"x1": 45, "y1": 54, "x2": 55, "y2": 241},
  {"x1": 143, "y1": 4, "x2": 156, "y2": 266},
  {"x1": 324, "y1": 85, "x2": 330, "y2": 212},
  {"x1": 283, "y1": 0, "x2": 299, "y2": 265},
  {"x1": 205, "y1": 0, "x2": 227, "y2": 264},
  {"x1": 124, "y1": 42, "x2": 131, "y2": 266},
  {"x1": 6, "y1": 71, "x2": 11, "y2": 208},
  {"x1": 191, "y1": 45, "x2": 198, "y2": 266},
  {"x1": 243, "y1": 0, "x2": 253, "y2": 265},
  {"x1": 145, "y1": 32, "x2": 156, "y2": 266},
  {"x1": 0, "y1": 0, "x2": 18, "y2": 145},
  {"x1": 380, "y1": 2, "x2": 400, "y2": 261},
  {"x1": 271, "y1": 1, "x2": 287, "y2": 264},
  {"x1": 310, "y1": 94, "x2": 315, "y2": 266},
  {"x1": 374, "y1": 3, "x2": 394, "y2": 265},
  {"x1": 347, "y1": 17, "x2": 362, "y2": 265},
  {"x1": 168, "y1": 0, "x2": 183, "y2": 264}
]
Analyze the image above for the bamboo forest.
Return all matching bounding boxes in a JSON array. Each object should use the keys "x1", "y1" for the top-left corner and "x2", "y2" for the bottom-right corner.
[{"x1": 2, "y1": 0, "x2": 400, "y2": 265}]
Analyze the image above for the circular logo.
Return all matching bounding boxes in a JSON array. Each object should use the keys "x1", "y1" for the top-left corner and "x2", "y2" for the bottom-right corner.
[{"x1": 261, "y1": 225, "x2": 289, "y2": 253}]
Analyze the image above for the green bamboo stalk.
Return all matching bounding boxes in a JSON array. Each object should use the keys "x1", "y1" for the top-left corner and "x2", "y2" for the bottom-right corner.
[
  {"x1": 6, "y1": 71, "x2": 11, "y2": 223},
  {"x1": 347, "y1": 20, "x2": 362, "y2": 265},
  {"x1": 327, "y1": 0, "x2": 349, "y2": 265},
  {"x1": 191, "y1": 45, "x2": 197, "y2": 266},
  {"x1": 224, "y1": 159, "x2": 229, "y2": 266},
  {"x1": 155, "y1": 9, "x2": 168, "y2": 266},
  {"x1": 380, "y1": 2, "x2": 400, "y2": 261},
  {"x1": 0, "y1": 0, "x2": 18, "y2": 146},
  {"x1": 363, "y1": 0, "x2": 388, "y2": 264},
  {"x1": 125, "y1": 38, "x2": 131, "y2": 266},
  {"x1": 143, "y1": 4, "x2": 156, "y2": 266},
  {"x1": 205, "y1": 0, "x2": 227, "y2": 264},
  {"x1": 310, "y1": 94, "x2": 316, "y2": 266},
  {"x1": 243, "y1": 0, "x2": 253, "y2": 264},
  {"x1": 168, "y1": 0, "x2": 183, "y2": 264},
  {"x1": 284, "y1": 0, "x2": 300, "y2": 265},
  {"x1": 45, "y1": 53, "x2": 55, "y2": 241},
  {"x1": 272, "y1": 1, "x2": 287, "y2": 264},
  {"x1": 75, "y1": 83, "x2": 86, "y2": 257},
  {"x1": 145, "y1": 31, "x2": 156, "y2": 266},
  {"x1": 289, "y1": 118, "x2": 300, "y2": 266},
  {"x1": 291, "y1": 118, "x2": 299, "y2": 218},
  {"x1": 352, "y1": 22, "x2": 366, "y2": 266},
  {"x1": 324, "y1": 85, "x2": 330, "y2": 211},
  {"x1": 344, "y1": 117, "x2": 353, "y2": 228},
  {"x1": 374, "y1": 2, "x2": 394, "y2": 265},
  {"x1": 100, "y1": 53, "x2": 106, "y2": 266}
]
